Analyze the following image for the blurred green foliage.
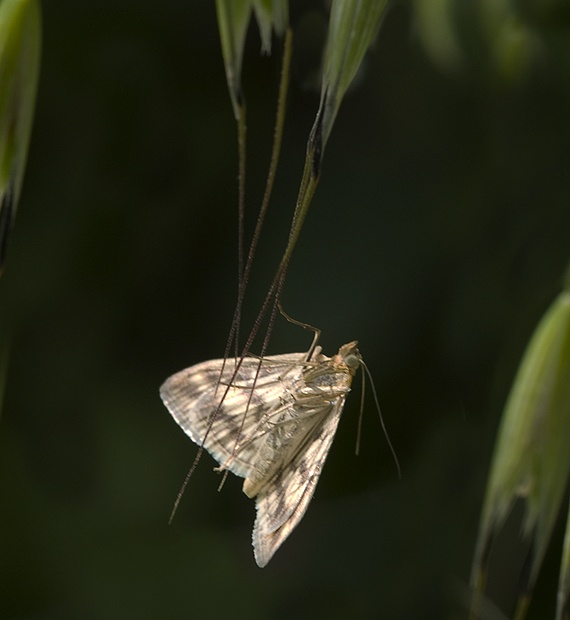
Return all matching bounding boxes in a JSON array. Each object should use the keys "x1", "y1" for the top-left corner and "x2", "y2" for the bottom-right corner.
[
  {"x1": 0, "y1": 0, "x2": 41, "y2": 273},
  {"x1": 471, "y1": 288, "x2": 570, "y2": 619},
  {"x1": 0, "y1": 1, "x2": 569, "y2": 619}
]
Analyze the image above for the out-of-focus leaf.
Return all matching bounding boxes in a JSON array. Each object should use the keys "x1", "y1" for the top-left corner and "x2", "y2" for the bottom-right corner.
[
  {"x1": 0, "y1": 0, "x2": 41, "y2": 274},
  {"x1": 471, "y1": 289, "x2": 570, "y2": 614},
  {"x1": 413, "y1": 0, "x2": 558, "y2": 83},
  {"x1": 216, "y1": 0, "x2": 288, "y2": 118},
  {"x1": 480, "y1": 0, "x2": 537, "y2": 83},
  {"x1": 557, "y1": 497, "x2": 570, "y2": 620},
  {"x1": 252, "y1": 0, "x2": 288, "y2": 54},
  {"x1": 215, "y1": 0, "x2": 251, "y2": 120},
  {"x1": 412, "y1": 0, "x2": 463, "y2": 75},
  {"x1": 319, "y1": 0, "x2": 388, "y2": 151}
]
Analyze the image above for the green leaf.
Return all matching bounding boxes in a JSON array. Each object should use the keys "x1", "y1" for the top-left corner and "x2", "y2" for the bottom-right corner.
[
  {"x1": 0, "y1": 0, "x2": 41, "y2": 274},
  {"x1": 471, "y1": 290, "x2": 570, "y2": 612},
  {"x1": 319, "y1": 0, "x2": 388, "y2": 150},
  {"x1": 215, "y1": 0, "x2": 252, "y2": 120},
  {"x1": 252, "y1": 0, "x2": 288, "y2": 54},
  {"x1": 557, "y1": 497, "x2": 570, "y2": 620},
  {"x1": 216, "y1": 0, "x2": 288, "y2": 119}
]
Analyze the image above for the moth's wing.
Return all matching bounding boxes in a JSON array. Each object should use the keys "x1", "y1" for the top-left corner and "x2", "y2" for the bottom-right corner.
[
  {"x1": 160, "y1": 354, "x2": 306, "y2": 479},
  {"x1": 252, "y1": 395, "x2": 347, "y2": 567}
]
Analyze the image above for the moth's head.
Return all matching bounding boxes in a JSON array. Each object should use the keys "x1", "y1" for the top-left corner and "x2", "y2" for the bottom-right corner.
[{"x1": 338, "y1": 341, "x2": 361, "y2": 371}]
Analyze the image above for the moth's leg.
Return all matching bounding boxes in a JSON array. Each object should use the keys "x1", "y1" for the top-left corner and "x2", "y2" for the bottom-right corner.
[
  {"x1": 277, "y1": 302, "x2": 321, "y2": 361},
  {"x1": 290, "y1": 383, "x2": 351, "y2": 406}
]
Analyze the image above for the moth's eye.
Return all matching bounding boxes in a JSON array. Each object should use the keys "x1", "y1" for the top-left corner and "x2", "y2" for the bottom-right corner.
[{"x1": 345, "y1": 354, "x2": 360, "y2": 368}]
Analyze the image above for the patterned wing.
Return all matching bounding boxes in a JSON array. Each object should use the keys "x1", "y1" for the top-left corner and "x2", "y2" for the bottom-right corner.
[
  {"x1": 160, "y1": 353, "x2": 307, "y2": 479},
  {"x1": 252, "y1": 393, "x2": 348, "y2": 567}
]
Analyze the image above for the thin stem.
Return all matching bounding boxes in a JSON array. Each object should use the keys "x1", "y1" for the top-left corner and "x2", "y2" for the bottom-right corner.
[
  {"x1": 235, "y1": 95, "x2": 246, "y2": 355},
  {"x1": 224, "y1": 27, "x2": 293, "y2": 364}
]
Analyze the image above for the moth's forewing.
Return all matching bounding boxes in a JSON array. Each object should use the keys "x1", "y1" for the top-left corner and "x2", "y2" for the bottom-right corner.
[{"x1": 160, "y1": 352, "x2": 307, "y2": 478}]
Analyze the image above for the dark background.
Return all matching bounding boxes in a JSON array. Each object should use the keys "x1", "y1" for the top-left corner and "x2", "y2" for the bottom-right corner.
[{"x1": 1, "y1": 1, "x2": 569, "y2": 618}]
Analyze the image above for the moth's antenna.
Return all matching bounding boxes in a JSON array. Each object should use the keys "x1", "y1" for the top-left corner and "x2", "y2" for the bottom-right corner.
[
  {"x1": 355, "y1": 364, "x2": 366, "y2": 456},
  {"x1": 361, "y1": 360, "x2": 401, "y2": 479},
  {"x1": 169, "y1": 453, "x2": 202, "y2": 524},
  {"x1": 218, "y1": 29, "x2": 293, "y2": 380},
  {"x1": 217, "y1": 469, "x2": 230, "y2": 492},
  {"x1": 277, "y1": 302, "x2": 320, "y2": 360}
]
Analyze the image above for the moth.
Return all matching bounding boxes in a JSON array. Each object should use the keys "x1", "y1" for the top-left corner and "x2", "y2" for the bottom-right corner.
[{"x1": 160, "y1": 340, "x2": 362, "y2": 567}]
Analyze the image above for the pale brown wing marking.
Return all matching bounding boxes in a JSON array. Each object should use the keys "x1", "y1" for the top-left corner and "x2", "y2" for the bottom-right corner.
[{"x1": 160, "y1": 354, "x2": 308, "y2": 479}]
